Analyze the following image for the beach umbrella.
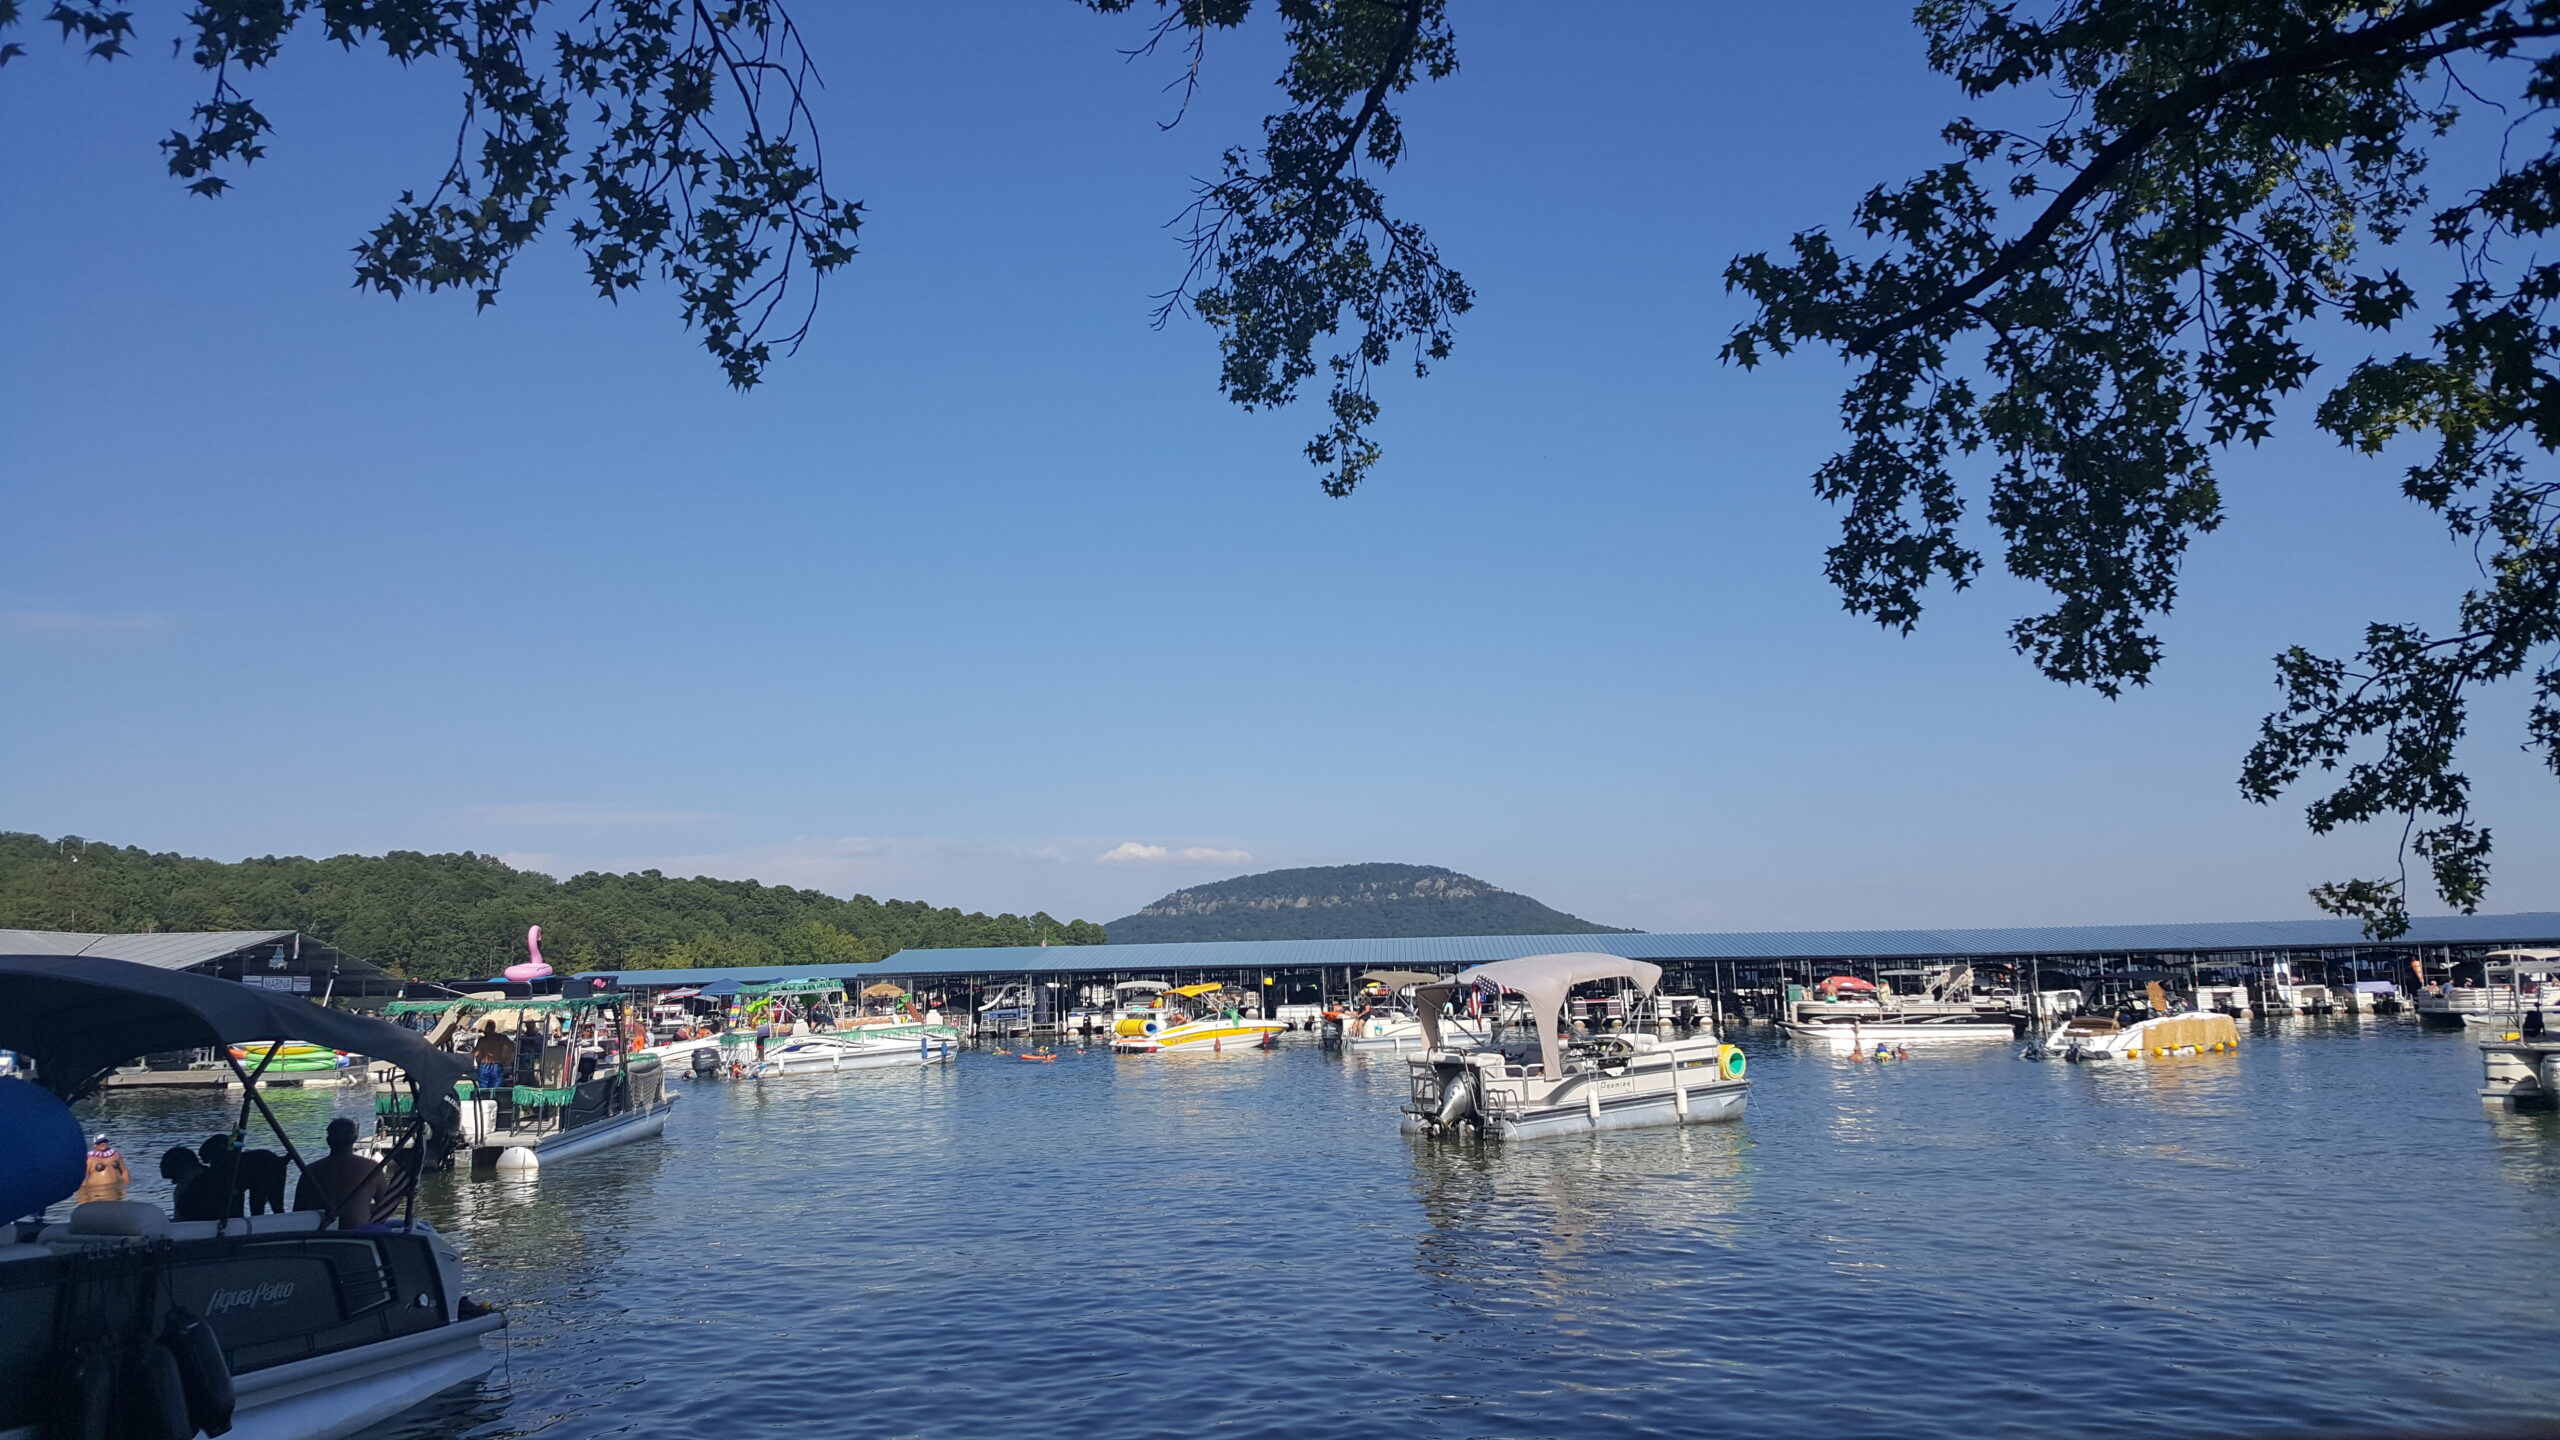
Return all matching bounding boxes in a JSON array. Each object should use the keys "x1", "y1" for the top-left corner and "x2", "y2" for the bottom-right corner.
[{"x1": 862, "y1": 982, "x2": 906, "y2": 998}]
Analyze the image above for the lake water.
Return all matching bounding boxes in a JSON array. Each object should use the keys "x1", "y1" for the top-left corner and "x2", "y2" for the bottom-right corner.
[{"x1": 73, "y1": 1019, "x2": 2560, "y2": 1438}]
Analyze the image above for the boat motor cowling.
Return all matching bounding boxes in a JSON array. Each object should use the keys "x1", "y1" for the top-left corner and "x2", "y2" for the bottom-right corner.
[{"x1": 1431, "y1": 1062, "x2": 1478, "y2": 1131}]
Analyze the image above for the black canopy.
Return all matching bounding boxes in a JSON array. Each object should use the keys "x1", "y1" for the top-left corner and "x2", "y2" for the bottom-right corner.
[{"x1": 0, "y1": 953, "x2": 472, "y2": 1100}]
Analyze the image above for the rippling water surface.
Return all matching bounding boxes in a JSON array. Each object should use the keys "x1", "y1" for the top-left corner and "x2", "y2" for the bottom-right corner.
[{"x1": 75, "y1": 1019, "x2": 2560, "y2": 1438}]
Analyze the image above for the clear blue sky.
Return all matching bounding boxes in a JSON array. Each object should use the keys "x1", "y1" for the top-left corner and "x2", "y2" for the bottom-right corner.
[{"x1": 4, "y1": 5, "x2": 2552, "y2": 933}]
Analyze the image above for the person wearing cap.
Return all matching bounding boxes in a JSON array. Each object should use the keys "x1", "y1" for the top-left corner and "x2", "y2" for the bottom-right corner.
[
  {"x1": 293, "y1": 1117, "x2": 387, "y2": 1229},
  {"x1": 74, "y1": 1134, "x2": 130, "y2": 1204}
]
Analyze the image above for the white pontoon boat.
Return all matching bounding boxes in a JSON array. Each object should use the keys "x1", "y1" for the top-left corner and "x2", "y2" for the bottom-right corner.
[
  {"x1": 1777, "y1": 970, "x2": 2017, "y2": 1048},
  {"x1": 1401, "y1": 953, "x2": 1749, "y2": 1140}
]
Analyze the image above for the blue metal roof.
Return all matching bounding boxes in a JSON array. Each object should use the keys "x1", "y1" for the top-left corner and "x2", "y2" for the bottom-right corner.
[{"x1": 570, "y1": 911, "x2": 2560, "y2": 985}]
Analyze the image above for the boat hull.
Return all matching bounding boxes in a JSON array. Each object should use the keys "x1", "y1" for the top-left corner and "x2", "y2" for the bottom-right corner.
[
  {"x1": 1475, "y1": 1080, "x2": 1748, "y2": 1139},
  {"x1": 1404, "y1": 1038, "x2": 1751, "y2": 1140},
  {"x1": 471, "y1": 1094, "x2": 677, "y2": 1167},
  {"x1": 1112, "y1": 1020, "x2": 1286, "y2": 1053},
  {"x1": 2050, "y1": 1012, "x2": 2241, "y2": 1061},
  {"x1": 2479, "y1": 1039, "x2": 2560, "y2": 1109},
  {"x1": 223, "y1": 1310, "x2": 505, "y2": 1440},
  {"x1": 750, "y1": 1032, "x2": 957, "y2": 1076},
  {"x1": 1780, "y1": 1020, "x2": 2016, "y2": 1048}
]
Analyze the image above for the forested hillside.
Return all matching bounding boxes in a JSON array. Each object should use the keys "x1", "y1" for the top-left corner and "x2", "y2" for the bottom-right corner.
[
  {"x1": 0, "y1": 833, "x2": 1104, "y2": 978},
  {"x1": 1106, "y1": 863, "x2": 1631, "y2": 943}
]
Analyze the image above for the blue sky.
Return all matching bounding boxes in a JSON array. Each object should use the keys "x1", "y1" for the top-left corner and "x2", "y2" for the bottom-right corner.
[{"x1": 4, "y1": 5, "x2": 2554, "y2": 933}]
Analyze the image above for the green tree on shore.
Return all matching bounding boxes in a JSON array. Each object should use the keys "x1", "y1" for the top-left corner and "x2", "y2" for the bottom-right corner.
[{"x1": 0, "y1": 833, "x2": 1106, "y2": 977}]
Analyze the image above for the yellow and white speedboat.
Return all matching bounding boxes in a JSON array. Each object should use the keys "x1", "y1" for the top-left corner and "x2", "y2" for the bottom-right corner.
[{"x1": 1111, "y1": 982, "x2": 1285, "y2": 1054}]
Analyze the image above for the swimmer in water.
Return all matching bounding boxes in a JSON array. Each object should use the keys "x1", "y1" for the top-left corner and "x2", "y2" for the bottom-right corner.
[{"x1": 75, "y1": 1134, "x2": 130, "y2": 1204}]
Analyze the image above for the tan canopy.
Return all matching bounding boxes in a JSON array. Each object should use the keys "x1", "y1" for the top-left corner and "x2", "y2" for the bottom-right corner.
[
  {"x1": 861, "y1": 982, "x2": 907, "y2": 998},
  {"x1": 1417, "y1": 953, "x2": 1661, "y2": 1081},
  {"x1": 1356, "y1": 969, "x2": 1447, "y2": 990}
]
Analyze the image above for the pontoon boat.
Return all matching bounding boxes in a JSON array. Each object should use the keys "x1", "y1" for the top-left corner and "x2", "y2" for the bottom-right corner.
[
  {"x1": 0, "y1": 953, "x2": 505, "y2": 1440},
  {"x1": 1401, "y1": 953, "x2": 1749, "y2": 1139}
]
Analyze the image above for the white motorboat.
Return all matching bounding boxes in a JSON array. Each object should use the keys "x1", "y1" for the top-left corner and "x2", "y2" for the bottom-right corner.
[
  {"x1": 748, "y1": 1024, "x2": 959, "y2": 1077},
  {"x1": 2195, "y1": 983, "x2": 2252, "y2": 1017},
  {"x1": 1346, "y1": 1009, "x2": 1491, "y2": 1052},
  {"x1": 1778, "y1": 973, "x2": 2017, "y2": 1048},
  {"x1": 1111, "y1": 983, "x2": 1285, "y2": 1054},
  {"x1": 2346, "y1": 980, "x2": 2408, "y2": 1015},
  {"x1": 2040, "y1": 1010, "x2": 2241, "y2": 1061},
  {"x1": 1401, "y1": 953, "x2": 1749, "y2": 1140},
  {"x1": 1333, "y1": 970, "x2": 1490, "y2": 1052},
  {"x1": 0, "y1": 953, "x2": 506, "y2": 1440}
]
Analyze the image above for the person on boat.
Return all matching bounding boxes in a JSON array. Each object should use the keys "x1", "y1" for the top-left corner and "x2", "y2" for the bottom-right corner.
[
  {"x1": 293, "y1": 1117, "x2": 387, "y2": 1229},
  {"x1": 167, "y1": 1143, "x2": 242, "y2": 1221},
  {"x1": 472, "y1": 1021, "x2": 515, "y2": 1090},
  {"x1": 74, "y1": 1134, "x2": 131, "y2": 1205}
]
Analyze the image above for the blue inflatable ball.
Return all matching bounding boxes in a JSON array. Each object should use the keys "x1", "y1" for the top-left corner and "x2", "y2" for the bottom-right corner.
[{"x1": 0, "y1": 1077, "x2": 86, "y2": 1221}]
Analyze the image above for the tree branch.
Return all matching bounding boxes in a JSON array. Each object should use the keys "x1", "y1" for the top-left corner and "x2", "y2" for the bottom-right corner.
[{"x1": 1850, "y1": 0, "x2": 2519, "y2": 350}]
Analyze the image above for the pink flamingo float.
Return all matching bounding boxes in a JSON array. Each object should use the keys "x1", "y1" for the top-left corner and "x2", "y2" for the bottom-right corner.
[{"x1": 503, "y1": 925, "x2": 554, "y2": 984}]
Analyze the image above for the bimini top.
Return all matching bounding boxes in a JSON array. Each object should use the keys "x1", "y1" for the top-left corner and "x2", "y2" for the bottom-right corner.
[
  {"x1": 1357, "y1": 969, "x2": 1447, "y2": 990},
  {"x1": 1416, "y1": 952, "x2": 1663, "y2": 1081},
  {"x1": 2485, "y1": 949, "x2": 2560, "y2": 962},
  {"x1": 1167, "y1": 981, "x2": 1228, "y2": 998},
  {"x1": 0, "y1": 954, "x2": 473, "y2": 1101}
]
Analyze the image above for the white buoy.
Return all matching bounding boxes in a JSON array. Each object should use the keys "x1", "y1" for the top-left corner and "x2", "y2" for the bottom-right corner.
[{"x1": 494, "y1": 1146, "x2": 539, "y2": 1174}]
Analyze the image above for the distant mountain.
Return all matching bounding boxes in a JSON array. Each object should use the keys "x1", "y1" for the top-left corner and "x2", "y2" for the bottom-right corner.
[{"x1": 1104, "y1": 863, "x2": 1634, "y2": 944}]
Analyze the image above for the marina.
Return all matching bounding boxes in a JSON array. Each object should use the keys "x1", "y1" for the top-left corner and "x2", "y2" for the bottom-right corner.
[
  {"x1": 36, "y1": 1009, "x2": 2560, "y2": 1438},
  {"x1": 15, "y1": 932, "x2": 2560, "y2": 1439}
]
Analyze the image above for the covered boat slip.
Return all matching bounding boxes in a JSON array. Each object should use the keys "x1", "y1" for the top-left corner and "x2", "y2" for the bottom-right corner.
[
  {"x1": 1404, "y1": 954, "x2": 1750, "y2": 1140},
  {"x1": 0, "y1": 955, "x2": 503, "y2": 1440}
]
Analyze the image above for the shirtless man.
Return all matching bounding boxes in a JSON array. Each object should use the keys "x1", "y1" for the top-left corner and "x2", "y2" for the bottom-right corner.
[
  {"x1": 472, "y1": 1020, "x2": 516, "y2": 1090},
  {"x1": 73, "y1": 1134, "x2": 130, "y2": 1204}
]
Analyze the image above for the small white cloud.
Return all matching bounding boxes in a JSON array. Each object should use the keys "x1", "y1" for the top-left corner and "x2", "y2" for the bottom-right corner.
[
  {"x1": 1, "y1": 609, "x2": 171, "y2": 634},
  {"x1": 1095, "y1": 842, "x2": 1253, "y2": 867},
  {"x1": 461, "y1": 802, "x2": 725, "y2": 827}
]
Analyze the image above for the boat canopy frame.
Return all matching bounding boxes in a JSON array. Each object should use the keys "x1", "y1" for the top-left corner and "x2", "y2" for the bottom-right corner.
[{"x1": 1414, "y1": 953, "x2": 1663, "y2": 1081}]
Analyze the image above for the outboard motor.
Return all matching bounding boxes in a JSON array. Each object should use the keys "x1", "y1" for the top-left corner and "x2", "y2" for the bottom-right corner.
[
  {"x1": 1431, "y1": 1062, "x2": 1478, "y2": 1131},
  {"x1": 689, "y1": 1048, "x2": 722, "y2": 1078}
]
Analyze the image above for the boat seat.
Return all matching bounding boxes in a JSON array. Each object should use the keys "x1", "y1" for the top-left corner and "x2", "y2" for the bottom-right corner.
[
  {"x1": 39, "y1": 1207, "x2": 328, "y2": 1247},
  {"x1": 66, "y1": 1201, "x2": 169, "y2": 1238}
]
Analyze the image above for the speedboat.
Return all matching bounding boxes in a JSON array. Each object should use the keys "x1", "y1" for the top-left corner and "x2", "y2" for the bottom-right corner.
[
  {"x1": 748, "y1": 1024, "x2": 959, "y2": 1077},
  {"x1": 1401, "y1": 953, "x2": 1749, "y2": 1140},
  {"x1": 0, "y1": 953, "x2": 505, "y2": 1440},
  {"x1": 2042, "y1": 1010, "x2": 2241, "y2": 1061},
  {"x1": 1777, "y1": 973, "x2": 2017, "y2": 1048},
  {"x1": 1110, "y1": 983, "x2": 1285, "y2": 1053},
  {"x1": 1334, "y1": 971, "x2": 1490, "y2": 1052}
]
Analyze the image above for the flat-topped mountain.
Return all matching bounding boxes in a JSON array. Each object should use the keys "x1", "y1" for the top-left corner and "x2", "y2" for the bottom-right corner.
[{"x1": 1104, "y1": 863, "x2": 1633, "y2": 944}]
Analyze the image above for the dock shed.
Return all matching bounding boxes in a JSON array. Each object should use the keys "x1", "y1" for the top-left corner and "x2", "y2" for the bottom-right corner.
[
  {"x1": 577, "y1": 910, "x2": 2560, "y2": 1024},
  {"x1": 0, "y1": 928, "x2": 404, "y2": 1006}
]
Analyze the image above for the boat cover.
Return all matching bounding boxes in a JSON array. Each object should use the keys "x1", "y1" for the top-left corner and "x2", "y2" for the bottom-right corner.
[
  {"x1": 1356, "y1": 970, "x2": 1447, "y2": 990},
  {"x1": 0, "y1": 953, "x2": 474, "y2": 1100},
  {"x1": 1416, "y1": 953, "x2": 1662, "y2": 1081}
]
